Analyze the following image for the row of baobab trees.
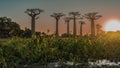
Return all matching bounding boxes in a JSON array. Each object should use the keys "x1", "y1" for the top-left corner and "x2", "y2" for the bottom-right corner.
[{"x1": 25, "y1": 8, "x2": 102, "y2": 37}]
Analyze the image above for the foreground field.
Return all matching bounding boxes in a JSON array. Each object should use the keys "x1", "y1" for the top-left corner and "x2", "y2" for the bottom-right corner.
[{"x1": 0, "y1": 32, "x2": 120, "y2": 68}]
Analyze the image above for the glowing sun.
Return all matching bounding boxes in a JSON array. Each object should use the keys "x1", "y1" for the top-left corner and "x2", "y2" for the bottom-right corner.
[{"x1": 104, "y1": 19, "x2": 120, "y2": 32}]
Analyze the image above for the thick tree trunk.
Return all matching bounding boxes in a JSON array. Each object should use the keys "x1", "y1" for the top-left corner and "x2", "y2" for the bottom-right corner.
[
  {"x1": 80, "y1": 23, "x2": 82, "y2": 36},
  {"x1": 96, "y1": 29, "x2": 99, "y2": 36},
  {"x1": 56, "y1": 19, "x2": 59, "y2": 37},
  {"x1": 67, "y1": 22, "x2": 69, "y2": 36},
  {"x1": 31, "y1": 16, "x2": 35, "y2": 35},
  {"x1": 73, "y1": 17, "x2": 76, "y2": 36},
  {"x1": 91, "y1": 20, "x2": 95, "y2": 37}
]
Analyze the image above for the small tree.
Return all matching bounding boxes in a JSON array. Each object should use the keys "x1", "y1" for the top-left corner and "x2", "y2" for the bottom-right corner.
[
  {"x1": 96, "y1": 24, "x2": 102, "y2": 36},
  {"x1": 79, "y1": 21, "x2": 85, "y2": 36},
  {"x1": 25, "y1": 8, "x2": 43, "y2": 35}
]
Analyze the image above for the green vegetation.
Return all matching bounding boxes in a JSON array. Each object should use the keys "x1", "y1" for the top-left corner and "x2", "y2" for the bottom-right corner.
[{"x1": 0, "y1": 32, "x2": 120, "y2": 67}]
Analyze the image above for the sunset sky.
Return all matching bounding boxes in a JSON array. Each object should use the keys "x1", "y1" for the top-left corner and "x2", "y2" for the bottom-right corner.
[{"x1": 0, "y1": 0, "x2": 120, "y2": 34}]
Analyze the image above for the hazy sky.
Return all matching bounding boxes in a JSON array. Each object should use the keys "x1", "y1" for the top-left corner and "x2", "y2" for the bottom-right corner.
[{"x1": 0, "y1": 0, "x2": 120, "y2": 34}]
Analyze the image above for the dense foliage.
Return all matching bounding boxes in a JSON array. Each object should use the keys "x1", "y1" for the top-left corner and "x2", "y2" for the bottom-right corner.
[
  {"x1": 0, "y1": 17, "x2": 20, "y2": 38},
  {"x1": 0, "y1": 32, "x2": 120, "y2": 67}
]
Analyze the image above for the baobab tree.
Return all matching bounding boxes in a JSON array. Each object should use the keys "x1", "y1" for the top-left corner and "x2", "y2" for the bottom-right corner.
[
  {"x1": 84, "y1": 12, "x2": 102, "y2": 37},
  {"x1": 69, "y1": 12, "x2": 80, "y2": 36},
  {"x1": 50, "y1": 13, "x2": 65, "y2": 37},
  {"x1": 64, "y1": 17, "x2": 71, "y2": 36},
  {"x1": 25, "y1": 8, "x2": 43, "y2": 35},
  {"x1": 79, "y1": 21, "x2": 85, "y2": 36},
  {"x1": 96, "y1": 24, "x2": 102, "y2": 36}
]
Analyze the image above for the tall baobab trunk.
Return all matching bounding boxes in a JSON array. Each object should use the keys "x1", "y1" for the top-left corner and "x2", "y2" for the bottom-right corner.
[
  {"x1": 31, "y1": 16, "x2": 35, "y2": 35},
  {"x1": 64, "y1": 17, "x2": 71, "y2": 37},
  {"x1": 67, "y1": 21, "x2": 69, "y2": 35},
  {"x1": 73, "y1": 16, "x2": 76, "y2": 36},
  {"x1": 56, "y1": 19, "x2": 59, "y2": 37},
  {"x1": 79, "y1": 21, "x2": 85, "y2": 36},
  {"x1": 91, "y1": 19, "x2": 95, "y2": 36},
  {"x1": 80, "y1": 23, "x2": 82, "y2": 36}
]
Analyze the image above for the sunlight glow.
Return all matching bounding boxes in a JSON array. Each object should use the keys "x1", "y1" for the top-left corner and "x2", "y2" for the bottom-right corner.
[{"x1": 104, "y1": 19, "x2": 120, "y2": 32}]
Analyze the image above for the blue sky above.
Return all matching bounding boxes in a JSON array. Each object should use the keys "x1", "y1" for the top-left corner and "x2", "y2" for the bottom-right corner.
[{"x1": 0, "y1": 0, "x2": 120, "y2": 34}]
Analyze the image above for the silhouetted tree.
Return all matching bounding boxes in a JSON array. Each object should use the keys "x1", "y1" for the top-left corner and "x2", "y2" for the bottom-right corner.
[
  {"x1": 96, "y1": 24, "x2": 102, "y2": 36},
  {"x1": 64, "y1": 17, "x2": 71, "y2": 36},
  {"x1": 0, "y1": 17, "x2": 11, "y2": 23},
  {"x1": 0, "y1": 17, "x2": 20, "y2": 38},
  {"x1": 25, "y1": 8, "x2": 43, "y2": 35},
  {"x1": 50, "y1": 13, "x2": 65, "y2": 37},
  {"x1": 84, "y1": 12, "x2": 102, "y2": 37},
  {"x1": 79, "y1": 21, "x2": 85, "y2": 36},
  {"x1": 22, "y1": 28, "x2": 31, "y2": 38},
  {"x1": 69, "y1": 12, "x2": 80, "y2": 36}
]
